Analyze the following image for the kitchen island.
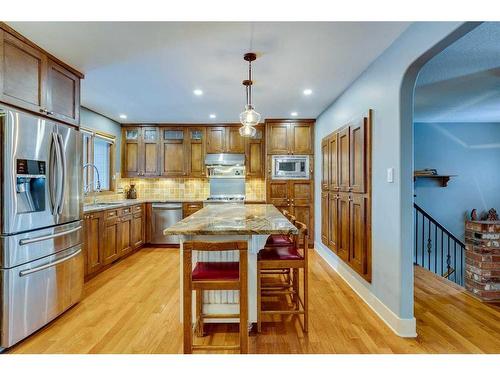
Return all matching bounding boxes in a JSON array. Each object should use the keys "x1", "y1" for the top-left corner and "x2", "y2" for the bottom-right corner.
[{"x1": 164, "y1": 204, "x2": 297, "y2": 325}]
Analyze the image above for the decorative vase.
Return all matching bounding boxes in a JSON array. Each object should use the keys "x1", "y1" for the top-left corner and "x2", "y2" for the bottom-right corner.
[{"x1": 127, "y1": 184, "x2": 137, "y2": 199}]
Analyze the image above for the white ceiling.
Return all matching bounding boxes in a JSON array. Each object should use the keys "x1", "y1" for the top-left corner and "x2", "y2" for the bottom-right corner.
[
  {"x1": 415, "y1": 22, "x2": 500, "y2": 123},
  {"x1": 8, "y1": 22, "x2": 410, "y2": 124}
]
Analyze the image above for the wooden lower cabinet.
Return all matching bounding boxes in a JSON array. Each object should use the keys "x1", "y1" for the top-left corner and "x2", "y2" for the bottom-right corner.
[
  {"x1": 83, "y1": 204, "x2": 145, "y2": 279},
  {"x1": 349, "y1": 194, "x2": 368, "y2": 275},
  {"x1": 131, "y1": 207, "x2": 145, "y2": 249},
  {"x1": 183, "y1": 202, "x2": 203, "y2": 218},
  {"x1": 267, "y1": 179, "x2": 314, "y2": 248},
  {"x1": 336, "y1": 193, "x2": 350, "y2": 262},
  {"x1": 83, "y1": 212, "x2": 105, "y2": 275},
  {"x1": 321, "y1": 191, "x2": 329, "y2": 245},
  {"x1": 118, "y1": 214, "x2": 132, "y2": 256},
  {"x1": 328, "y1": 192, "x2": 338, "y2": 252},
  {"x1": 103, "y1": 216, "x2": 120, "y2": 266}
]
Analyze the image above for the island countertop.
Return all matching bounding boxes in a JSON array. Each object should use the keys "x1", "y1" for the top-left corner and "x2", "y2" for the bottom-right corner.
[{"x1": 163, "y1": 204, "x2": 298, "y2": 236}]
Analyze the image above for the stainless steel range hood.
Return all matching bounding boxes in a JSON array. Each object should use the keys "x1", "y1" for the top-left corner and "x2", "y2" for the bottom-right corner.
[{"x1": 205, "y1": 153, "x2": 245, "y2": 166}]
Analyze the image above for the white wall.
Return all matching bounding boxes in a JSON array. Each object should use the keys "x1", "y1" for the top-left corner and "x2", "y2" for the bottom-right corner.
[{"x1": 313, "y1": 22, "x2": 479, "y2": 337}]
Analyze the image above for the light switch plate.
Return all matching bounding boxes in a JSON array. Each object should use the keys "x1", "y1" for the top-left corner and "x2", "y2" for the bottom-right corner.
[{"x1": 387, "y1": 168, "x2": 394, "y2": 183}]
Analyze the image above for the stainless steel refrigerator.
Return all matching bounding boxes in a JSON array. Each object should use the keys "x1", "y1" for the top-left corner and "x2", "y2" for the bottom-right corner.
[{"x1": 0, "y1": 105, "x2": 83, "y2": 350}]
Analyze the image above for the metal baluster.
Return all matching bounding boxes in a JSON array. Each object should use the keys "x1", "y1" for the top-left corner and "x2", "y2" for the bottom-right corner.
[
  {"x1": 454, "y1": 242, "x2": 457, "y2": 284},
  {"x1": 460, "y1": 243, "x2": 464, "y2": 286},
  {"x1": 427, "y1": 219, "x2": 432, "y2": 270},
  {"x1": 434, "y1": 223, "x2": 437, "y2": 274},
  {"x1": 421, "y1": 215, "x2": 425, "y2": 268},
  {"x1": 446, "y1": 237, "x2": 451, "y2": 278},
  {"x1": 415, "y1": 209, "x2": 418, "y2": 265},
  {"x1": 441, "y1": 230, "x2": 444, "y2": 276}
]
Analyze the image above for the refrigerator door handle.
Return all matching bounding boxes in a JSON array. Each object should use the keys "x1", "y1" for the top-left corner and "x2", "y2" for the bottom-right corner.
[
  {"x1": 19, "y1": 225, "x2": 82, "y2": 246},
  {"x1": 49, "y1": 133, "x2": 59, "y2": 215},
  {"x1": 57, "y1": 133, "x2": 67, "y2": 214},
  {"x1": 18, "y1": 248, "x2": 82, "y2": 277}
]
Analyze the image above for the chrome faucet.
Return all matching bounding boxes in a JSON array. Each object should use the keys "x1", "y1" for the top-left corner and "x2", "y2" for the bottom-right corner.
[{"x1": 83, "y1": 163, "x2": 102, "y2": 205}]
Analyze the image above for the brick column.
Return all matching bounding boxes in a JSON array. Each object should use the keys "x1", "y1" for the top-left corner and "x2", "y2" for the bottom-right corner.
[{"x1": 464, "y1": 221, "x2": 500, "y2": 302}]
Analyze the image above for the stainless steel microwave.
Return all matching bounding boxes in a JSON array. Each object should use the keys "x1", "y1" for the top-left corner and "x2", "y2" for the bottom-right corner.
[{"x1": 271, "y1": 155, "x2": 310, "y2": 179}]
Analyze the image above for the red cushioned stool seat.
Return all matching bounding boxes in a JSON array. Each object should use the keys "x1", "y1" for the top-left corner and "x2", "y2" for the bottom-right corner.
[
  {"x1": 258, "y1": 245, "x2": 303, "y2": 261},
  {"x1": 265, "y1": 234, "x2": 293, "y2": 246},
  {"x1": 192, "y1": 261, "x2": 239, "y2": 281}
]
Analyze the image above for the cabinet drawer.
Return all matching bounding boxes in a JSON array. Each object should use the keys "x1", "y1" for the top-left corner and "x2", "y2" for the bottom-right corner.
[
  {"x1": 119, "y1": 207, "x2": 132, "y2": 216},
  {"x1": 105, "y1": 210, "x2": 118, "y2": 219},
  {"x1": 133, "y1": 204, "x2": 143, "y2": 213},
  {"x1": 133, "y1": 212, "x2": 143, "y2": 219},
  {"x1": 119, "y1": 214, "x2": 133, "y2": 222}
]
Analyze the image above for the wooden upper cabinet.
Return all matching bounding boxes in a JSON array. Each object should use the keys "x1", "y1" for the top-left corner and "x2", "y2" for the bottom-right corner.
[
  {"x1": 328, "y1": 133, "x2": 339, "y2": 191},
  {"x1": 161, "y1": 128, "x2": 187, "y2": 177},
  {"x1": 291, "y1": 122, "x2": 313, "y2": 154},
  {"x1": 122, "y1": 127, "x2": 160, "y2": 177},
  {"x1": 46, "y1": 59, "x2": 80, "y2": 125},
  {"x1": 321, "y1": 138, "x2": 329, "y2": 190},
  {"x1": 246, "y1": 127, "x2": 264, "y2": 178},
  {"x1": 0, "y1": 27, "x2": 82, "y2": 126},
  {"x1": 349, "y1": 194, "x2": 368, "y2": 274},
  {"x1": 226, "y1": 127, "x2": 245, "y2": 153},
  {"x1": 338, "y1": 127, "x2": 350, "y2": 192},
  {"x1": 143, "y1": 127, "x2": 160, "y2": 177},
  {"x1": 206, "y1": 126, "x2": 225, "y2": 153},
  {"x1": 0, "y1": 30, "x2": 47, "y2": 113},
  {"x1": 188, "y1": 128, "x2": 206, "y2": 178},
  {"x1": 267, "y1": 123, "x2": 290, "y2": 154},
  {"x1": 266, "y1": 121, "x2": 314, "y2": 155},
  {"x1": 349, "y1": 118, "x2": 366, "y2": 194},
  {"x1": 123, "y1": 127, "x2": 141, "y2": 177}
]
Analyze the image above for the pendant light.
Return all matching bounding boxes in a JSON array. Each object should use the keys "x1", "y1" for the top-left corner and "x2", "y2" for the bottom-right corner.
[{"x1": 239, "y1": 52, "x2": 260, "y2": 137}]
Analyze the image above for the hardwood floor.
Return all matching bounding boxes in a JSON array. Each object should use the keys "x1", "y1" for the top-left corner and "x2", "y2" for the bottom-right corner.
[{"x1": 8, "y1": 247, "x2": 500, "y2": 354}]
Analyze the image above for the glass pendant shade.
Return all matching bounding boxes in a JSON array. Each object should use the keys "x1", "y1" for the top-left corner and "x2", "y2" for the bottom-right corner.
[
  {"x1": 239, "y1": 124, "x2": 257, "y2": 137},
  {"x1": 239, "y1": 104, "x2": 261, "y2": 127}
]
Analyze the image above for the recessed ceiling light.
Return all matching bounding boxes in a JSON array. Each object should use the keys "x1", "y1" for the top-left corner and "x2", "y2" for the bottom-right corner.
[
  {"x1": 290, "y1": 112, "x2": 298, "y2": 117},
  {"x1": 303, "y1": 89, "x2": 313, "y2": 96},
  {"x1": 209, "y1": 114, "x2": 216, "y2": 119},
  {"x1": 119, "y1": 114, "x2": 127, "y2": 119},
  {"x1": 193, "y1": 89, "x2": 203, "y2": 96}
]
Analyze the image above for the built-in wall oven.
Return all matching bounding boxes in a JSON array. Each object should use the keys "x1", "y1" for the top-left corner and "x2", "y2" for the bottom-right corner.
[
  {"x1": 0, "y1": 105, "x2": 83, "y2": 351},
  {"x1": 271, "y1": 155, "x2": 310, "y2": 179}
]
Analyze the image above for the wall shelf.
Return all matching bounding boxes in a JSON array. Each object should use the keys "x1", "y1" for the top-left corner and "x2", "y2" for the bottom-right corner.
[{"x1": 413, "y1": 174, "x2": 456, "y2": 187}]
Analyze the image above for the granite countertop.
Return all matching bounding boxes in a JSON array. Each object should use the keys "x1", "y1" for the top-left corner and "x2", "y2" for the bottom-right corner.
[
  {"x1": 163, "y1": 204, "x2": 297, "y2": 236},
  {"x1": 83, "y1": 198, "x2": 267, "y2": 213}
]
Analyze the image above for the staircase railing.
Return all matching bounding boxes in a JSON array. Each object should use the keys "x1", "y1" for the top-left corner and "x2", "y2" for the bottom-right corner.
[{"x1": 413, "y1": 203, "x2": 466, "y2": 286}]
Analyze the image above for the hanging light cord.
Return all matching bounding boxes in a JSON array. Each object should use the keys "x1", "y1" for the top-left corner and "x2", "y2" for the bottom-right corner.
[{"x1": 248, "y1": 60, "x2": 252, "y2": 107}]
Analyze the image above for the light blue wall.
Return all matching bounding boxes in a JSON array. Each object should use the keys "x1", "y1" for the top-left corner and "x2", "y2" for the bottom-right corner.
[
  {"x1": 80, "y1": 107, "x2": 122, "y2": 172},
  {"x1": 414, "y1": 122, "x2": 500, "y2": 240},
  {"x1": 314, "y1": 22, "x2": 477, "y2": 324}
]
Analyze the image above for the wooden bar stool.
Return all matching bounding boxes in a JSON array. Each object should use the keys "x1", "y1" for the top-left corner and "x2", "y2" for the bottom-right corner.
[
  {"x1": 265, "y1": 209, "x2": 296, "y2": 247},
  {"x1": 257, "y1": 221, "x2": 308, "y2": 333},
  {"x1": 183, "y1": 241, "x2": 248, "y2": 354}
]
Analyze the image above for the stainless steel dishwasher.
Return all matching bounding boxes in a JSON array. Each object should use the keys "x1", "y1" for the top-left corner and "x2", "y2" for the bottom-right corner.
[{"x1": 151, "y1": 203, "x2": 183, "y2": 244}]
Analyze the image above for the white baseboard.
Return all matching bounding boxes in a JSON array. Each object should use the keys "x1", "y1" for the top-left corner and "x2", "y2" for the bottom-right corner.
[{"x1": 314, "y1": 242, "x2": 417, "y2": 338}]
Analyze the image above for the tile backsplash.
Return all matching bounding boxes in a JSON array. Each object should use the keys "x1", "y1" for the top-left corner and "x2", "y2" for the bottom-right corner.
[{"x1": 85, "y1": 176, "x2": 266, "y2": 203}]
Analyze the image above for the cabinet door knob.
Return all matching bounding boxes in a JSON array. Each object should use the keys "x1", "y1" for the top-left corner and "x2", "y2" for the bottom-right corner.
[{"x1": 39, "y1": 108, "x2": 47, "y2": 114}]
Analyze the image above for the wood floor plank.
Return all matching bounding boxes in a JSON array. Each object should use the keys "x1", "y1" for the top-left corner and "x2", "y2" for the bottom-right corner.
[{"x1": 7, "y1": 248, "x2": 500, "y2": 354}]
